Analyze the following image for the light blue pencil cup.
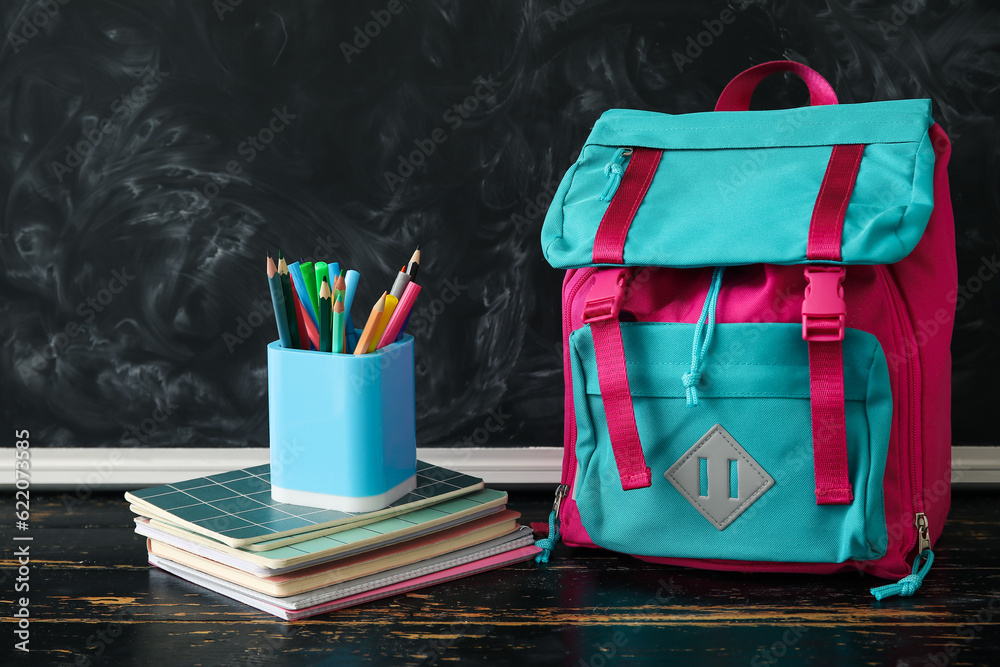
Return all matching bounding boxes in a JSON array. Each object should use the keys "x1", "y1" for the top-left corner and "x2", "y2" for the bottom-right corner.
[{"x1": 267, "y1": 335, "x2": 417, "y2": 512}]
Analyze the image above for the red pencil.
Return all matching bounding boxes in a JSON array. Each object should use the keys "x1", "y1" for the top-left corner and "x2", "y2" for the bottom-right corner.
[{"x1": 290, "y1": 279, "x2": 320, "y2": 350}]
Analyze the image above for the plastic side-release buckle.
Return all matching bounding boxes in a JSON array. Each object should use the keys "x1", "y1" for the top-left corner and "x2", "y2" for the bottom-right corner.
[
  {"x1": 582, "y1": 268, "x2": 631, "y2": 323},
  {"x1": 802, "y1": 266, "x2": 846, "y2": 342}
]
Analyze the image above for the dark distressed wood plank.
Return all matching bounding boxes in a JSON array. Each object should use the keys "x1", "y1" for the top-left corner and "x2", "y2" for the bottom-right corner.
[{"x1": 1, "y1": 492, "x2": 998, "y2": 666}]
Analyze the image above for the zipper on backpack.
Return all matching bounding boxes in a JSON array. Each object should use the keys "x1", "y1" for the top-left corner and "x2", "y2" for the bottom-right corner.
[
  {"x1": 915, "y1": 512, "x2": 931, "y2": 553},
  {"x1": 871, "y1": 512, "x2": 934, "y2": 601},
  {"x1": 869, "y1": 268, "x2": 936, "y2": 601},
  {"x1": 534, "y1": 483, "x2": 569, "y2": 564},
  {"x1": 551, "y1": 483, "x2": 569, "y2": 515},
  {"x1": 599, "y1": 148, "x2": 633, "y2": 201},
  {"x1": 878, "y1": 267, "x2": 924, "y2": 540},
  {"x1": 561, "y1": 268, "x2": 598, "y2": 490}
]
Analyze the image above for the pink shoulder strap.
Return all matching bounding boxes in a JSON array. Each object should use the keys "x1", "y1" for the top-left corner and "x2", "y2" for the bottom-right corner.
[
  {"x1": 804, "y1": 143, "x2": 865, "y2": 505},
  {"x1": 592, "y1": 148, "x2": 662, "y2": 264},
  {"x1": 590, "y1": 318, "x2": 653, "y2": 490},
  {"x1": 585, "y1": 269, "x2": 652, "y2": 490}
]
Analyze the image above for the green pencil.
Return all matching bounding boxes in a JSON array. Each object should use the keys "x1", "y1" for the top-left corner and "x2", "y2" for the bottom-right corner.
[
  {"x1": 332, "y1": 272, "x2": 346, "y2": 352},
  {"x1": 276, "y1": 252, "x2": 300, "y2": 349},
  {"x1": 319, "y1": 278, "x2": 332, "y2": 353},
  {"x1": 332, "y1": 294, "x2": 345, "y2": 354}
]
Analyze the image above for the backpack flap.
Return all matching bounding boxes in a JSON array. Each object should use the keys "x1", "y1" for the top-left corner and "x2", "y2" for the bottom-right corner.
[{"x1": 541, "y1": 100, "x2": 936, "y2": 269}]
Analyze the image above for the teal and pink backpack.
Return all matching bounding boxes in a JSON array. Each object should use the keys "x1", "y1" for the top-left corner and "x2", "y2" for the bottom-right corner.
[{"x1": 537, "y1": 61, "x2": 957, "y2": 599}]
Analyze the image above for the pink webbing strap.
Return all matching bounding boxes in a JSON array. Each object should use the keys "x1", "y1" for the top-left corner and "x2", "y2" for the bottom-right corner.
[
  {"x1": 804, "y1": 144, "x2": 865, "y2": 505},
  {"x1": 592, "y1": 148, "x2": 662, "y2": 264},
  {"x1": 715, "y1": 61, "x2": 839, "y2": 112},
  {"x1": 589, "y1": 317, "x2": 652, "y2": 490},
  {"x1": 808, "y1": 339, "x2": 852, "y2": 504},
  {"x1": 808, "y1": 145, "x2": 865, "y2": 262}
]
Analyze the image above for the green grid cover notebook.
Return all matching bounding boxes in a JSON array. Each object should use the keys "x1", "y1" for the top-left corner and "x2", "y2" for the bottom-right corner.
[
  {"x1": 132, "y1": 488, "x2": 509, "y2": 572},
  {"x1": 125, "y1": 461, "x2": 484, "y2": 548}
]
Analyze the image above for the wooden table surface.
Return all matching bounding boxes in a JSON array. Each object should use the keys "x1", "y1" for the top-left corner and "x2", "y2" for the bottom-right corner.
[{"x1": 2, "y1": 489, "x2": 998, "y2": 666}]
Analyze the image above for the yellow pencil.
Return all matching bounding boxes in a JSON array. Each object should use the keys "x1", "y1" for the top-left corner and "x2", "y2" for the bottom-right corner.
[
  {"x1": 367, "y1": 294, "x2": 398, "y2": 352},
  {"x1": 353, "y1": 292, "x2": 386, "y2": 355}
]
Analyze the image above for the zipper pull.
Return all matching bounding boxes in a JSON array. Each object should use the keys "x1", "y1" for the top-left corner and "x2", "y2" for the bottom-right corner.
[
  {"x1": 915, "y1": 512, "x2": 931, "y2": 553},
  {"x1": 599, "y1": 148, "x2": 632, "y2": 201},
  {"x1": 551, "y1": 483, "x2": 569, "y2": 514},
  {"x1": 534, "y1": 484, "x2": 568, "y2": 564},
  {"x1": 870, "y1": 514, "x2": 934, "y2": 601}
]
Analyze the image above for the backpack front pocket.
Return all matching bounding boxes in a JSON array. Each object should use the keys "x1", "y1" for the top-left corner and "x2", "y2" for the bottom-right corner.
[{"x1": 569, "y1": 322, "x2": 891, "y2": 563}]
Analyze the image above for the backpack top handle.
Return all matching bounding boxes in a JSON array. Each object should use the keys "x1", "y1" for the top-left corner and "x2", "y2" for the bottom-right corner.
[{"x1": 715, "y1": 60, "x2": 839, "y2": 112}]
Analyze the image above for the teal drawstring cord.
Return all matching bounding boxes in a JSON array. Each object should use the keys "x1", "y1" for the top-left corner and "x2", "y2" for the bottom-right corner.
[
  {"x1": 534, "y1": 509, "x2": 560, "y2": 564},
  {"x1": 871, "y1": 549, "x2": 934, "y2": 601},
  {"x1": 682, "y1": 267, "x2": 725, "y2": 407},
  {"x1": 599, "y1": 148, "x2": 630, "y2": 201}
]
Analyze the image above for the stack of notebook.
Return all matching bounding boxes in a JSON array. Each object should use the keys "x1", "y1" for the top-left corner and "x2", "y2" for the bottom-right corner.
[{"x1": 126, "y1": 461, "x2": 539, "y2": 619}]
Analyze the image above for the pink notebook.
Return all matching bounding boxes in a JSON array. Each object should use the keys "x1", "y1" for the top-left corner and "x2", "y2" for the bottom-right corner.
[{"x1": 150, "y1": 543, "x2": 541, "y2": 620}]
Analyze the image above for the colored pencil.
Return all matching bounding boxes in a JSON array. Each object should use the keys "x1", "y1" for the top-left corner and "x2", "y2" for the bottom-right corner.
[
  {"x1": 276, "y1": 253, "x2": 300, "y2": 349},
  {"x1": 331, "y1": 272, "x2": 345, "y2": 349},
  {"x1": 332, "y1": 296, "x2": 345, "y2": 354},
  {"x1": 406, "y1": 247, "x2": 420, "y2": 282},
  {"x1": 368, "y1": 295, "x2": 398, "y2": 352},
  {"x1": 378, "y1": 282, "x2": 421, "y2": 348},
  {"x1": 353, "y1": 293, "x2": 386, "y2": 355},
  {"x1": 319, "y1": 278, "x2": 332, "y2": 353},
  {"x1": 398, "y1": 249, "x2": 421, "y2": 340},
  {"x1": 267, "y1": 255, "x2": 293, "y2": 348},
  {"x1": 314, "y1": 262, "x2": 329, "y2": 302}
]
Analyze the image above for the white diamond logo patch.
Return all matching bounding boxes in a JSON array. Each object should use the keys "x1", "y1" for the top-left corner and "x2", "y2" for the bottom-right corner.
[{"x1": 664, "y1": 424, "x2": 774, "y2": 530}]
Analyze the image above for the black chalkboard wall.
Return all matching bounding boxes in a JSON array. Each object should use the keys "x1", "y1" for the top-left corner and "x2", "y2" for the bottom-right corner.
[{"x1": 1, "y1": 0, "x2": 997, "y2": 449}]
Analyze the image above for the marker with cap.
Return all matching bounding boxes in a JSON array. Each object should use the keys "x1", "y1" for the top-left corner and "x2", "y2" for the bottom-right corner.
[
  {"x1": 344, "y1": 269, "x2": 361, "y2": 350},
  {"x1": 287, "y1": 261, "x2": 319, "y2": 329}
]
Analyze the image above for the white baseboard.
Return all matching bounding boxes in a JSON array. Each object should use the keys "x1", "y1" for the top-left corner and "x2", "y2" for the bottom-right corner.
[
  {"x1": 951, "y1": 446, "x2": 1000, "y2": 485},
  {"x1": 0, "y1": 447, "x2": 564, "y2": 490},
  {"x1": 1, "y1": 446, "x2": 996, "y2": 491}
]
